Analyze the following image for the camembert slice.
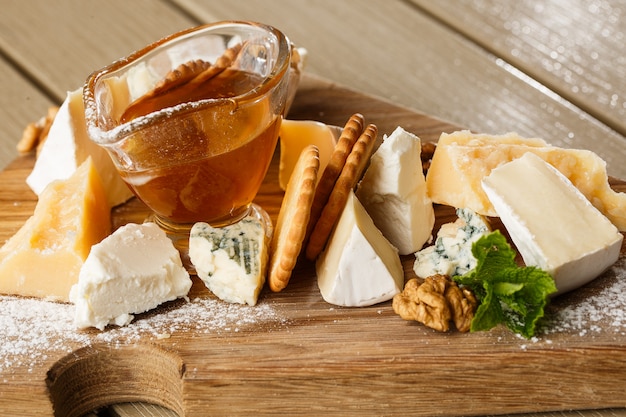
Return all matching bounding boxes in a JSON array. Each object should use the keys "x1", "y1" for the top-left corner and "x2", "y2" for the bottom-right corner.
[
  {"x1": 482, "y1": 152, "x2": 623, "y2": 295},
  {"x1": 316, "y1": 191, "x2": 404, "y2": 307},
  {"x1": 0, "y1": 157, "x2": 110, "y2": 302},
  {"x1": 189, "y1": 216, "x2": 269, "y2": 306},
  {"x1": 70, "y1": 222, "x2": 192, "y2": 330},
  {"x1": 26, "y1": 88, "x2": 134, "y2": 208},
  {"x1": 426, "y1": 130, "x2": 626, "y2": 231},
  {"x1": 356, "y1": 126, "x2": 434, "y2": 255}
]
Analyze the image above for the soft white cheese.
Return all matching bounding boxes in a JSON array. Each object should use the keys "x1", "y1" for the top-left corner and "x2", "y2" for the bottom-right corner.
[
  {"x1": 356, "y1": 126, "x2": 434, "y2": 255},
  {"x1": 26, "y1": 89, "x2": 134, "y2": 208},
  {"x1": 189, "y1": 216, "x2": 269, "y2": 306},
  {"x1": 481, "y1": 152, "x2": 623, "y2": 295},
  {"x1": 413, "y1": 208, "x2": 491, "y2": 278},
  {"x1": 316, "y1": 191, "x2": 404, "y2": 307},
  {"x1": 69, "y1": 222, "x2": 192, "y2": 330}
]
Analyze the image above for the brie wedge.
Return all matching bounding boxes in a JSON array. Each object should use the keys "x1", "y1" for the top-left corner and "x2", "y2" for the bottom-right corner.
[
  {"x1": 316, "y1": 191, "x2": 404, "y2": 307},
  {"x1": 356, "y1": 126, "x2": 434, "y2": 254},
  {"x1": 481, "y1": 152, "x2": 623, "y2": 295},
  {"x1": 27, "y1": 89, "x2": 133, "y2": 208},
  {"x1": 70, "y1": 222, "x2": 192, "y2": 330}
]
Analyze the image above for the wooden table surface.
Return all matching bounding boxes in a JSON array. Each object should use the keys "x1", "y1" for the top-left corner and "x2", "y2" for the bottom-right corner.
[{"x1": 1, "y1": 1, "x2": 625, "y2": 416}]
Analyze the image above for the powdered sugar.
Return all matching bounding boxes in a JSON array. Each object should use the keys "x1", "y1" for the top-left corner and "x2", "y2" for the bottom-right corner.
[
  {"x1": 0, "y1": 294, "x2": 283, "y2": 376},
  {"x1": 541, "y1": 255, "x2": 626, "y2": 338},
  {"x1": 2, "y1": 254, "x2": 626, "y2": 375}
]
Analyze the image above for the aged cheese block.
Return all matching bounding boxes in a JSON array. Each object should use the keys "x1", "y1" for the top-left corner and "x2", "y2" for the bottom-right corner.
[
  {"x1": 70, "y1": 222, "x2": 192, "y2": 330},
  {"x1": 482, "y1": 152, "x2": 623, "y2": 295},
  {"x1": 316, "y1": 191, "x2": 404, "y2": 307},
  {"x1": 26, "y1": 89, "x2": 134, "y2": 208},
  {"x1": 0, "y1": 157, "x2": 110, "y2": 302},
  {"x1": 425, "y1": 130, "x2": 626, "y2": 231},
  {"x1": 278, "y1": 119, "x2": 337, "y2": 190},
  {"x1": 356, "y1": 126, "x2": 434, "y2": 255}
]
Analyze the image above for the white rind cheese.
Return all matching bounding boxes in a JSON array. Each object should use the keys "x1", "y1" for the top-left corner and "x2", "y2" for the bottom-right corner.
[
  {"x1": 482, "y1": 152, "x2": 623, "y2": 295},
  {"x1": 413, "y1": 208, "x2": 491, "y2": 278},
  {"x1": 316, "y1": 191, "x2": 404, "y2": 307},
  {"x1": 189, "y1": 217, "x2": 269, "y2": 306},
  {"x1": 70, "y1": 222, "x2": 192, "y2": 330},
  {"x1": 356, "y1": 127, "x2": 435, "y2": 255},
  {"x1": 26, "y1": 89, "x2": 134, "y2": 208}
]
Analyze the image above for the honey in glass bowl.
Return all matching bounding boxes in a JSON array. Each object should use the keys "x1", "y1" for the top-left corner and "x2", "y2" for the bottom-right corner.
[{"x1": 84, "y1": 21, "x2": 299, "y2": 233}]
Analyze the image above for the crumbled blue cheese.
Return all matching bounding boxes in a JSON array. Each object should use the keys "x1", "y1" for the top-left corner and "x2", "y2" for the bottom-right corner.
[
  {"x1": 189, "y1": 216, "x2": 268, "y2": 306},
  {"x1": 413, "y1": 208, "x2": 490, "y2": 278}
]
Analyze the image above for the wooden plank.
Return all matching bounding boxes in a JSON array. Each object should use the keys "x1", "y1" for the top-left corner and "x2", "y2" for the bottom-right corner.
[
  {"x1": 0, "y1": 59, "x2": 54, "y2": 170},
  {"x1": 2, "y1": 74, "x2": 626, "y2": 417},
  {"x1": 0, "y1": 0, "x2": 196, "y2": 102},
  {"x1": 410, "y1": 0, "x2": 626, "y2": 137},
  {"x1": 173, "y1": 0, "x2": 626, "y2": 179}
]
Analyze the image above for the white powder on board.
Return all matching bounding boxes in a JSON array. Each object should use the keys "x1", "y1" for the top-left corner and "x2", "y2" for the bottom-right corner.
[
  {"x1": 1, "y1": 255, "x2": 626, "y2": 374},
  {"x1": 0, "y1": 295, "x2": 283, "y2": 376}
]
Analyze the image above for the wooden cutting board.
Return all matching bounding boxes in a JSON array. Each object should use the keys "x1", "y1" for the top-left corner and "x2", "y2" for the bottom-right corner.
[{"x1": 1, "y1": 74, "x2": 626, "y2": 417}]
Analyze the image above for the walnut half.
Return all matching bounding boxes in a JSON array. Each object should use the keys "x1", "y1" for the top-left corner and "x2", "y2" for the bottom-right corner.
[{"x1": 392, "y1": 275, "x2": 477, "y2": 332}]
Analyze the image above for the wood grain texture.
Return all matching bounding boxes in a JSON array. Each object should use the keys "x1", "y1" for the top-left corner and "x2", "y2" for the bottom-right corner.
[
  {"x1": 0, "y1": 0, "x2": 195, "y2": 101},
  {"x1": 173, "y1": 0, "x2": 626, "y2": 179},
  {"x1": 2, "y1": 1, "x2": 625, "y2": 178},
  {"x1": 411, "y1": 0, "x2": 626, "y2": 137},
  {"x1": 1, "y1": 75, "x2": 626, "y2": 417},
  {"x1": 0, "y1": 60, "x2": 54, "y2": 170}
]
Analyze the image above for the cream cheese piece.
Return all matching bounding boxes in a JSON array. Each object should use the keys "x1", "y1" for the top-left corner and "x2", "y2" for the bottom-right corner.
[
  {"x1": 481, "y1": 152, "x2": 623, "y2": 295},
  {"x1": 413, "y1": 208, "x2": 491, "y2": 278},
  {"x1": 356, "y1": 126, "x2": 435, "y2": 255},
  {"x1": 26, "y1": 89, "x2": 134, "y2": 208},
  {"x1": 316, "y1": 191, "x2": 404, "y2": 307},
  {"x1": 189, "y1": 216, "x2": 269, "y2": 306},
  {"x1": 70, "y1": 222, "x2": 192, "y2": 330}
]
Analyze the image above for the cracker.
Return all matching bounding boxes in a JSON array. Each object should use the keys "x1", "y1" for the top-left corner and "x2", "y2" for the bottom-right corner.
[
  {"x1": 189, "y1": 42, "x2": 244, "y2": 85},
  {"x1": 305, "y1": 113, "x2": 364, "y2": 240},
  {"x1": 305, "y1": 123, "x2": 378, "y2": 260},
  {"x1": 269, "y1": 145, "x2": 320, "y2": 292},
  {"x1": 152, "y1": 59, "x2": 212, "y2": 96}
]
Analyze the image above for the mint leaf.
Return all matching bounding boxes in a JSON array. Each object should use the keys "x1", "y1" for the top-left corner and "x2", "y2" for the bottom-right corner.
[{"x1": 453, "y1": 231, "x2": 557, "y2": 338}]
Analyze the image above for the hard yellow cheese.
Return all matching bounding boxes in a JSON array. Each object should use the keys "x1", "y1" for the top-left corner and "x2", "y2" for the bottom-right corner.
[
  {"x1": 0, "y1": 157, "x2": 111, "y2": 302},
  {"x1": 278, "y1": 119, "x2": 338, "y2": 190},
  {"x1": 426, "y1": 130, "x2": 626, "y2": 231}
]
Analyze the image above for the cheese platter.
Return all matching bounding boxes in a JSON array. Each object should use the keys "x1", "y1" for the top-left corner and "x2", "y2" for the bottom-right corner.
[{"x1": 1, "y1": 73, "x2": 626, "y2": 417}]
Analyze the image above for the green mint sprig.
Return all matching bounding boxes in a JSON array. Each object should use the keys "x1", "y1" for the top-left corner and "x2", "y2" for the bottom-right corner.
[{"x1": 453, "y1": 231, "x2": 557, "y2": 338}]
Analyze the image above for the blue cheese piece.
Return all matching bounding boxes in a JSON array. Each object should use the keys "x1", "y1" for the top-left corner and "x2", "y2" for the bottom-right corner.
[
  {"x1": 316, "y1": 191, "x2": 404, "y2": 307},
  {"x1": 189, "y1": 216, "x2": 268, "y2": 306},
  {"x1": 413, "y1": 208, "x2": 491, "y2": 278},
  {"x1": 482, "y1": 152, "x2": 623, "y2": 295},
  {"x1": 70, "y1": 222, "x2": 192, "y2": 330},
  {"x1": 356, "y1": 127, "x2": 435, "y2": 255}
]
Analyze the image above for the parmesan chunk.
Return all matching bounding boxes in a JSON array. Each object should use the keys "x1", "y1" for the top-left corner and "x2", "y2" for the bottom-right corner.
[
  {"x1": 0, "y1": 157, "x2": 110, "y2": 302},
  {"x1": 426, "y1": 130, "x2": 626, "y2": 231}
]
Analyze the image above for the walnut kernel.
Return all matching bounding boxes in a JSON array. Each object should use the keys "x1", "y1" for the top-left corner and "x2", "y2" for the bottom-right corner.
[{"x1": 392, "y1": 275, "x2": 477, "y2": 332}]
